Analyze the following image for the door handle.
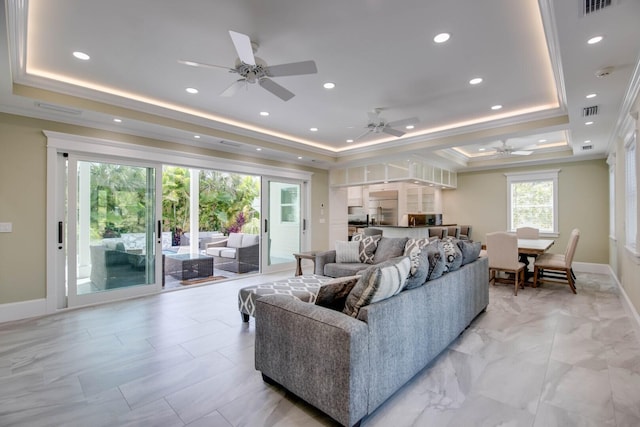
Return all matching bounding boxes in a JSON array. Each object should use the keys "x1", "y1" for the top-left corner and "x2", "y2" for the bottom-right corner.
[
  {"x1": 157, "y1": 220, "x2": 162, "y2": 244},
  {"x1": 58, "y1": 221, "x2": 64, "y2": 249},
  {"x1": 303, "y1": 219, "x2": 307, "y2": 232},
  {"x1": 264, "y1": 219, "x2": 268, "y2": 233}
]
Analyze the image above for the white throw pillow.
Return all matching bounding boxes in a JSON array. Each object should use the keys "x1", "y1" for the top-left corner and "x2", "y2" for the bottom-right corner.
[{"x1": 335, "y1": 240, "x2": 361, "y2": 263}]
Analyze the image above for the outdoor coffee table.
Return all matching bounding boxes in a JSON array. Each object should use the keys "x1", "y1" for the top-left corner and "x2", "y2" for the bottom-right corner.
[{"x1": 165, "y1": 253, "x2": 214, "y2": 280}]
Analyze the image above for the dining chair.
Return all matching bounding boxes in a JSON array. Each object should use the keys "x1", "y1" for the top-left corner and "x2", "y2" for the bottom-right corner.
[
  {"x1": 458, "y1": 225, "x2": 472, "y2": 241},
  {"x1": 486, "y1": 231, "x2": 526, "y2": 296},
  {"x1": 446, "y1": 226, "x2": 460, "y2": 239},
  {"x1": 428, "y1": 227, "x2": 447, "y2": 239},
  {"x1": 533, "y1": 229, "x2": 580, "y2": 294},
  {"x1": 516, "y1": 227, "x2": 540, "y2": 239}
]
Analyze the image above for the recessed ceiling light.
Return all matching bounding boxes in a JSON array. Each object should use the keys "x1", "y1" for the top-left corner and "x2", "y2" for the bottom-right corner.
[
  {"x1": 469, "y1": 77, "x2": 483, "y2": 85},
  {"x1": 323, "y1": 82, "x2": 336, "y2": 89},
  {"x1": 113, "y1": 118, "x2": 122, "y2": 123},
  {"x1": 297, "y1": 156, "x2": 303, "y2": 160},
  {"x1": 433, "y1": 33, "x2": 451, "y2": 43},
  {"x1": 584, "y1": 140, "x2": 591, "y2": 144},
  {"x1": 586, "y1": 93, "x2": 597, "y2": 99},
  {"x1": 587, "y1": 35, "x2": 603, "y2": 45},
  {"x1": 478, "y1": 148, "x2": 486, "y2": 152},
  {"x1": 585, "y1": 121, "x2": 594, "y2": 125},
  {"x1": 256, "y1": 148, "x2": 262, "y2": 151},
  {"x1": 259, "y1": 111, "x2": 269, "y2": 116},
  {"x1": 491, "y1": 104, "x2": 502, "y2": 110},
  {"x1": 185, "y1": 87, "x2": 198, "y2": 94},
  {"x1": 406, "y1": 125, "x2": 415, "y2": 130},
  {"x1": 310, "y1": 127, "x2": 318, "y2": 132},
  {"x1": 194, "y1": 135, "x2": 201, "y2": 139},
  {"x1": 346, "y1": 139, "x2": 354, "y2": 143},
  {"x1": 73, "y1": 51, "x2": 90, "y2": 60},
  {"x1": 538, "y1": 139, "x2": 547, "y2": 143}
]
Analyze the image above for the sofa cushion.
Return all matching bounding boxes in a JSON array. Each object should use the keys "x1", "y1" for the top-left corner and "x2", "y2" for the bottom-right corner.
[
  {"x1": 373, "y1": 237, "x2": 409, "y2": 264},
  {"x1": 227, "y1": 233, "x2": 243, "y2": 248},
  {"x1": 457, "y1": 239, "x2": 482, "y2": 265},
  {"x1": 335, "y1": 240, "x2": 361, "y2": 263},
  {"x1": 343, "y1": 256, "x2": 411, "y2": 318},
  {"x1": 315, "y1": 275, "x2": 361, "y2": 311},
  {"x1": 206, "y1": 247, "x2": 224, "y2": 257},
  {"x1": 440, "y1": 237, "x2": 463, "y2": 272},
  {"x1": 241, "y1": 233, "x2": 259, "y2": 247},
  {"x1": 352, "y1": 233, "x2": 382, "y2": 264},
  {"x1": 324, "y1": 262, "x2": 370, "y2": 278},
  {"x1": 220, "y1": 248, "x2": 237, "y2": 259}
]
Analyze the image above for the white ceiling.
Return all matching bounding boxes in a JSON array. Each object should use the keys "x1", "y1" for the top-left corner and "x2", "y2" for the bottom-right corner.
[{"x1": 1, "y1": 0, "x2": 639, "y2": 171}]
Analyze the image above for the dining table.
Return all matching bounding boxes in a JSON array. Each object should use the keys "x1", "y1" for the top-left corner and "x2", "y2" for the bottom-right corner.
[{"x1": 517, "y1": 238, "x2": 555, "y2": 281}]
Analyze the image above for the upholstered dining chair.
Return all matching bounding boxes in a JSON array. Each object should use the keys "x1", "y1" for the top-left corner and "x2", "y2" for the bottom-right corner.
[
  {"x1": 446, "y1": 226, "x2": 460, "y2": 239},
  {"x1": 458, "y1": 225, "x2": 472, "y2": 241},
  {"x1": 516, "y1": 227, "x2": 540, "y2": 239},
  {"x1": 533, "y1": 228, "x2": 580, "y2": 294},
  {"x1": 486, "y1": 231, "x2": 527, "y2": 296},
  {"x1": 428, "y1": 227, "x2": 447, "y2": 239}
]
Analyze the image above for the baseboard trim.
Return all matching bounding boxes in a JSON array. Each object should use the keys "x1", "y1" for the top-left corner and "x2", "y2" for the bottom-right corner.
[
  {"x1": 0, "y1": 299, "x2": 47, "y2": 324},
  {"x1": 573, "y1": 261, "x2": 609, "y2": 275},
  {"x1": 609, "y1": 266, "x2": 640, "y2": 342}
]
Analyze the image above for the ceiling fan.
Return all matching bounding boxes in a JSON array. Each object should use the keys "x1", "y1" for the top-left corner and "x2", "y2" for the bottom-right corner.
[
  {"x1": 354, "y1": 108, "x2": 419, "y2": 140},
  {"x1": 492, "y1": 140, "x2": 533, "y2": 156},
  {"x1": 179, "y1": 30, "x2": 317, "y2": 101}
]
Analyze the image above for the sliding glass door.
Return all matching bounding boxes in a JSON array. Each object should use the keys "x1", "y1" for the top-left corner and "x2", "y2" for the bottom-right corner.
[
  {"x1": 65, "y1": 156, "x2": 161, "y2": 307},
  {"x1": 262, "y1": 178, "x2": 306, "y2": 272}
]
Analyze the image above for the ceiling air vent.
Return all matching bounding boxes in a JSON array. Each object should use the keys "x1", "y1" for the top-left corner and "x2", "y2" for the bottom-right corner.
[
  {"x1": 582, "y1": 105, "x2": 598, "y2": 117},
  {"x1": 582, "y1": 144, "x2": 593, "y2": 151},
  {"x1": 583, "y1": 0, "x2": 613, "y2": 15}
]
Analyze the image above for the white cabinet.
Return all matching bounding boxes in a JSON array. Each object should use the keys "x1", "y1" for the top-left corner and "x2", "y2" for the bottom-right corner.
[
  {"x1": 347, "y1": 186, "x2": 363, "y2": 207},
  {"x1": 405, "y1": 185, "x2": 441, "y2": 213}
]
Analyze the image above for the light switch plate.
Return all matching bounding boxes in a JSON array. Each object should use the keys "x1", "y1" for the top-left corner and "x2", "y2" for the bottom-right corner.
[{"x1": 0, "y1": 222, "x2": 13, "y2": 232}]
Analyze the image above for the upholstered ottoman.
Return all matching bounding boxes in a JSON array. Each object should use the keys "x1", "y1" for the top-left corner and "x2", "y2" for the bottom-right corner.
[{"x1": 238, "y1": 275, "x2": 332, "y2": 322}]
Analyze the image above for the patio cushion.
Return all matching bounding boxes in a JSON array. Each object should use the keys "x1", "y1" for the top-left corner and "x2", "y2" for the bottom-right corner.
[
  {"x1": 227, "y1": 233, "x2": 243, "y2": 248},
  {"x1": 206, "y1": 247, "x2": 224, "y2": 257},
  {"x1": 241, "y1": 234, "x2": 259, "y2": 247},
  {"x1": 220, "y1": 248, "x2": 237, "y2": 258}
]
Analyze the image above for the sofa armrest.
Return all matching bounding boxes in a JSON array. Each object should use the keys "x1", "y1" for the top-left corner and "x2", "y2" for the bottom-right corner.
[
  {"x1": 313, "y1": 249, "x2": 336, "y2": 275},
  {"x1": 255, "y1": 294, "x2": 369, "y2": 427},
  {"x1": 206, "y1": 239, "x2": 228, "y2": 249}
]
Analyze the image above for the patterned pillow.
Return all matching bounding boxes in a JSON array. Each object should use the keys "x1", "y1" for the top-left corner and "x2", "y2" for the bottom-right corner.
[
  {"x1": 457, "y1": 239, "x2": 482, "y2": 265},
  {"x1": 440, "y1": 237, "x2": 463, "y2": 272},
  {"x1": 343, "y1": 256, "x2": 411, "y2": 318},
  {"x1": 352, "y1": 233, "x2": 382, "y2": 263},
  {"x1": 335, "y1": 240, "x2": 361, "y2": 263},
  {"x1": 403, "y1": 237, "x2": 432, "y2": 275},
  {"x1": 315, "y1": 275, "x2": 361, "y2": 311}
]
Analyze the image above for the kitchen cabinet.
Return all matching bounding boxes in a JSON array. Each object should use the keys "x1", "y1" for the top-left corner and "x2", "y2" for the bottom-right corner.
[
  {"x1": 347, "y1": 186, "x2": 363, "y2": 206},
  {"x1": 405, "y1": 185, "x2": 440, "y2": 213}
]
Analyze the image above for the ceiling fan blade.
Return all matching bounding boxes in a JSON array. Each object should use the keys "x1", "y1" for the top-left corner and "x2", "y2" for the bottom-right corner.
[
  {"x1": 259, "y1": 78, "x2": 295, "y2": 101},
  {"x1": 382, "y1": 126, "x2": 405, "y2": 137},
  {"x1": 387, "y1": 117, "x2": 419, "y2": 129},
  {"x1": 266, "y1": 60, "x2": 318, "y2": 77},
  {"x1": 354, "y1": 129, "x2": 373, "y2": 141},
  {"x1": 511, "y1": 150, "x2": 533, "y2": 156},
  {"x1": 229, "y1": 30, "x2": 256, "y2": 65},
  {"x1": 178, "y1": 59, "x2": 234, "y2": 71},
  {"x1": 220, "y1": 79, "x2": 246, "y2": 97}
]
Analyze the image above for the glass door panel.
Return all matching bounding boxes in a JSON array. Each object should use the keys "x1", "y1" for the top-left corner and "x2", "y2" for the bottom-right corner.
[
  {"x1": 68, "y1": 159, "x2": 158, "y2": 306},
  {"x1": 263, "y1": 180, "x2": 302, "y2": 270}
]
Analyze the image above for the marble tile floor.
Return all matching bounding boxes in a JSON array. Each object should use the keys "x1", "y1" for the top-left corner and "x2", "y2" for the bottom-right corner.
[{"x1": 1, "y1": 271, "x2": 639, "y2": 427}]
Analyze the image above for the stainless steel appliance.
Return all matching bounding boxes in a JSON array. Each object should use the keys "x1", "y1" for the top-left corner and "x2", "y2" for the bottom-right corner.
[{"x1": 368, "y1": 190, "x2": 398, "y2": 226}]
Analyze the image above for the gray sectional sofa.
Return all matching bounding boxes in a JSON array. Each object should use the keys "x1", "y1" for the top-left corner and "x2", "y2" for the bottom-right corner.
[{"x1": 254, "y1": 236, "x2": 489, "y2": 427}]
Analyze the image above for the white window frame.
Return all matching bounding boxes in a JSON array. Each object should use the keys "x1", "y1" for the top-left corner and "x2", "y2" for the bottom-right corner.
[
  {"x1": 505, "y1": 169, "x2": 560, "y2": 236},
  {"x1": 607, "y1": 153, "x2": 616, "y2": 240},
  {"x1": 625, "y1": 131, "x2": 639, "y2": 257}
]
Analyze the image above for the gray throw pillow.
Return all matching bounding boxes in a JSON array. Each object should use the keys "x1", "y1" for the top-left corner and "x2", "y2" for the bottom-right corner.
[
  {"x1": 352, "y1": 233, "x2": 382, "y2": 264},
  {"x1": 404, "y1": 249, "x2": 430, "y2": 290},
  {"x1": 335, "y1": 240, "x2": 361, "y2": 263},
  {"x1": 315, "y1": 275, "x2": 361, "y2": 311},
  {"x1": 404, "y1": 237, "x2": 431, "y2": 275},
  {"x1": 424, "y1": 241, "x2": 446, "y2": 281},
  {"x1": 373, "y1": 237, "x2": 409, "y2": 264},
  {"x1": 343, "y1": 256, "x2": 411, "y2": 318},
  {"x1": 457, "y1": 239, "x2": 482, "y2": 265}
]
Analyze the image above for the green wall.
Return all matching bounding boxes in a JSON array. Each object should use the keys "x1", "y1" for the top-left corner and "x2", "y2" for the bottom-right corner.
[{"x1": 442, "y1": 159, "x2": 609, "y2": 264}]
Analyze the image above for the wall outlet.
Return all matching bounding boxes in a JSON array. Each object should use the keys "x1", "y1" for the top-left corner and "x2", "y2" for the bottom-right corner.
[{"x1": 0, "y1": 222, "x2": 12, "y2": 233}]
